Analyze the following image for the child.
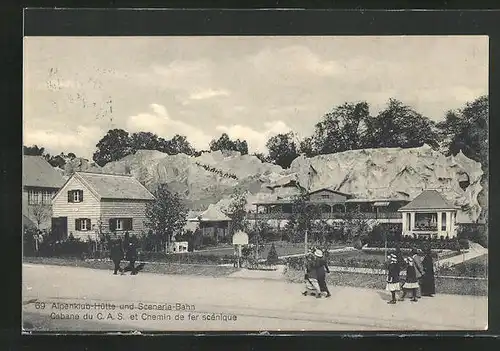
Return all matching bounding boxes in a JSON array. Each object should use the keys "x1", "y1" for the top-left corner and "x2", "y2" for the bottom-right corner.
[
  {"x1": 399, "y1": 256, "x2": 419, "y2": 302},
  {"x1": 386, "y1": 253, "x2": 401, "y2": 304}
]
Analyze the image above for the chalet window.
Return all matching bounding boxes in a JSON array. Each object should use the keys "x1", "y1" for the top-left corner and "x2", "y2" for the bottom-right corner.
[
  {"x1": 28, "y1": 190, "x2": 40, "y2": 205},
  {"x1": 41, "y1": 191, "x2": 52, "y2": 205},
  {"x1": 68, "y1": 190, "x2": 83, "y2": 203},
  {"x1": 109, "y1": 218, "x2": 133, "y2": 232},
  {"x1": 75, "y1": 218, "x2": 91, "y2": 231},
  {"x1": 321, "y1": 194, "x2": 329, "y2": 199}
]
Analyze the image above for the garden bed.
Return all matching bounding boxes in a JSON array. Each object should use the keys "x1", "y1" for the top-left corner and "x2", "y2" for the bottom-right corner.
[
  {"x1": 284, "y1": 268, "x2": 487, "y2": 296},
  {"x1": 437, "y1": 254, "x2": 488, "y2": 278},
  {"x1": 284, "y1": 249, "x2": 463, "y2": 271},
  {"x1": 23, "y1": 257, "x2": 239, "y2": 278}
]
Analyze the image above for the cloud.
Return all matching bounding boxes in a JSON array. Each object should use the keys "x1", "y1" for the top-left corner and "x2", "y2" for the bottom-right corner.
[
  {"x1": 250, "y1": 45, "x2": 342, "y2": 77},
  {"x1": 215, "y1": 120, "x2": 292, "y2": 153},
  {"x1": 189, "y1": 89, "x2": 230, "y2": 100},
  {"x1": 23, "y1": 125, "x2": 103, "y2": 158},
  {"x1": 126, "y1": 103, "x2": 213, "y2": 150}
]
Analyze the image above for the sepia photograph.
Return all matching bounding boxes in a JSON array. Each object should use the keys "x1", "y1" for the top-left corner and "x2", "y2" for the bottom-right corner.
[{"x1": 22, "y1": 35, "x2": 488, "y2": 332}]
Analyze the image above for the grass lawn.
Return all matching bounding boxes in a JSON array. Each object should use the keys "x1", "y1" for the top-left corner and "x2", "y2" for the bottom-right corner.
[
  {"x1": 438, "y1": 254, "x2": 488, "y2": 278},
  {"x1": 23, "y1": 257, "x2": 238, "y2": 278},
  {"x1": 284, "y1": 268, "x2": 487, "y2": 296},
  {"x1": 195, "y1": 241, "x2": 347, "y2": 258}
]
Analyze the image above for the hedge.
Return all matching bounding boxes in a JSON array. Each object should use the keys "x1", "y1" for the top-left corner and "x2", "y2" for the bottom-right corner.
[{"x1": 366, "y1": 237, "x2": 468, "y2": 251}]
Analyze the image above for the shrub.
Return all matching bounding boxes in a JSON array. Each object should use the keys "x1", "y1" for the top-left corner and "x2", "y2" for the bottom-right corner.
[
  {"x1": 458, "y1": 238, "x2": 470, "y2": 250},
  {"x1": 266, "y1": 243, "x2": 279, "y2": 265}
]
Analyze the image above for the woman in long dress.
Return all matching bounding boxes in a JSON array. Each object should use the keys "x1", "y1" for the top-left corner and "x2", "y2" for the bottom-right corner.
[{"x1": 421, "y1": 248, "x2": 436, "y2": 296}]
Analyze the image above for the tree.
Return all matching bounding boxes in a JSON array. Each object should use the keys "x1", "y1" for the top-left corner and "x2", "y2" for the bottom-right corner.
[
  {"x1": 437, "y1": 95, "x2": 488, "y2": 168},
  {"x1": 265, "y1": 132, "x2": 299, "y2": 168},
  {"x1": 306, "y1": 102, "x2": 370, "y2": 155},
  {"x1": 145, "y1": 184, "x2": 188, "y2": 252},
  {"x1": 130, "y1": 132, "x2": 160, "y2": 152},
  {"x1": 23, "y1": 145, "x2": 45, "y2": 156},
  {"x1": 159, "y1": 134, "x2": 196, "y2": 156},
  {"x1": 93, "y1": 129, "x2": 133, "y2": 167},
  {"x1": 363, "y1": 99, "x2": 440, "y2": 149},
  {"x1": 47, "y1": 154, "x2": 66, "y2": 169},
  {"x1": 29, "y1": 203, "x2": 51, "y2": 229},
  {"x1": 224, "y1": 188, "x2": 249, "y2": 235},
  {"x1": 299, "y1": 136, "x2": 317, "y2": 157},
  {"x1": 209, "y1": 133, "x2": 249, "y2": 155},
  {"x1": 436, "y1": 95, "x2": 488, "y2": 223},
  {"x1": 285, "y1": 190, "x2": 321, "y2": 243},
  {"x1": 266, "y1": 243, "x2": 279, "y2": 265}
]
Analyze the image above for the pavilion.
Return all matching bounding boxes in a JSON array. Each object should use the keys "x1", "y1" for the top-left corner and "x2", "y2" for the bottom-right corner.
[
  {"x1": 187, "y1": 205, "x2": 232, "y2": 242},
  {"x1": 397, "y1": 189, "x2": 460, "y2": 239}
]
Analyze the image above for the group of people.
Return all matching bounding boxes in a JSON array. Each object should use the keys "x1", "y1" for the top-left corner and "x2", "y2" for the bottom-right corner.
[
  {"x1": 109, "y1": 239, "x2": 139, "y2": 275},
  {"x1": 302, "y1": 247, "x2": 331, "y2": 298},
  {"x1": 386, "y1": 247, "x2": 436, "y2": 304},
  {"x1": 301, "y1": 246, "x2": 436, "y2": 303}
]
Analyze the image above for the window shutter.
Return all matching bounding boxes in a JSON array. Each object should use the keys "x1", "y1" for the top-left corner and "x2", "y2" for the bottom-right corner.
[
  {"x1": 126, "y1": 218, "x2": 133, "y2": 231},
  {"x1": 109, "y1": 219, "x2": 116, "y2": 232},
  {"x1": 88, "y1": 219, "x2": 91, "y2": 230},
  {"x1": 68, "y1": 191, "x2": 72, "y2": 203},
  {"x1": 75, "y1": 219, "x2": 80, "y2": 231},
  {"x1": 79, "y1": 190, "x2": 84, "y2": 202}
]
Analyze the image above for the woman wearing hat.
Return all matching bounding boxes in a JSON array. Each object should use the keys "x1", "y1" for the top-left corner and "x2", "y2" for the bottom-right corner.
[
  {"x1": 399, "y1": 256, "x2": 419, "y2": 302},
  {"x1": 386, "y1": 252, "x2": 401, "y2": 304},
  {"x1": 315, "y1": 249, "x2": 331, "y2": 298}
]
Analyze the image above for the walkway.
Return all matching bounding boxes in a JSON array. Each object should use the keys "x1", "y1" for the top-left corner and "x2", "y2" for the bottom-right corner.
[
  {"x1": 435, "y1": 242, "x2": 488, "y2": 268},
  {"x1": 22, "y1": 264, "x2": 487, "y2": 331}
]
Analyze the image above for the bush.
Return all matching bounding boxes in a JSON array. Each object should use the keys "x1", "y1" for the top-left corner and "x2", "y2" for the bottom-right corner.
[
  {"x1": 266, "y1": 243, "x2": 279, "y2": 265},
  {"x1": 138, "y1": 251, "x2": 235, "y2": 265},
  {"x1": 458, "y1": 224, "x2": 488, "y2": 248},
  {"x1": 366, "y1": 237, "x2": 465, "y2": 252},
  {"x1": 458, "y1": 238, "x2": 470, "y2": 250}
]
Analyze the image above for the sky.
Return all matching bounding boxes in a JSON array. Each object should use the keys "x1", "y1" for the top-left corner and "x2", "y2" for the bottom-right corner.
[{"x1": 23, "y1": 36, "x2": 488, "y2": 159}]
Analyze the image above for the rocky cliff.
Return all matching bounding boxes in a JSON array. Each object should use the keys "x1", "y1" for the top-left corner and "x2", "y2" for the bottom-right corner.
[
  {"x1": 289, "y1": 144, "x2": 483, "y2": 223},
  {"x1": 63, "y1": 145, "x2": 484, "y2": 223}
]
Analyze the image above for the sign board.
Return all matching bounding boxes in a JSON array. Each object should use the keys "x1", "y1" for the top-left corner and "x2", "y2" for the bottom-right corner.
[{"x1": 232, "y1": 231, "x2": 249, "y2": 245}]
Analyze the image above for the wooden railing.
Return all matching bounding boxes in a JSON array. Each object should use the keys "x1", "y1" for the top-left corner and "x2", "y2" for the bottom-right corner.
[{"x1": 250, "y1": 212, "x2": 401, "y2": 220}]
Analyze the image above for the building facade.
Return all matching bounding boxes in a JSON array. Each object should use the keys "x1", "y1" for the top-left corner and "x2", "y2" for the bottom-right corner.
[
  {"x1": 23, "y1": 155, "x2": 66, "y2": 230},
  {"x1": 51, "y1": 172, "x2": 155, "y2": 241},
  {"x1": 398, "y1": 190, "x2": 459, "y2": 238}
]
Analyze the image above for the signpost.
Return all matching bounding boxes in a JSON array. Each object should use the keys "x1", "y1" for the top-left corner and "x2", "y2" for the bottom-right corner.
[{"x1": 232, "y1": 231, "x2": 249, "y2": 268}]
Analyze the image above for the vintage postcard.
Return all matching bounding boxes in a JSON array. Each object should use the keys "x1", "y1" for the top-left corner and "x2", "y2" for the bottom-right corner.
[{"x1": 22, "y1": 35, "x2": 488, "y2": 332}]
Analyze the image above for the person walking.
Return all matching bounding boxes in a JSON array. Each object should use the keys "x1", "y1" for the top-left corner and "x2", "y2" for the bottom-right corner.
[
  {"x1": 411, "y1": 248, "x2": 424, "y2": 298},
  {"x1": 399, "y1": 256, "x2": 419, "y2": 302},
  {"x1": 386, "y1": 253, "x2": 401, "y2": 304},
  {"x1": 302, "y1": 250, "x2": 322, "y2": 298},
  {"x1": 421, "y1": 247, "x2": 436, "y2": 297},
  {"x1": 109, "y1": 239, "x2": 124, "y2": 275},
  {"x1": 315, "y1": 249, "x2": 331, "y2": 298},
  {"x1": 125, "y1": 241, "x2": 138, "y2": 275}
]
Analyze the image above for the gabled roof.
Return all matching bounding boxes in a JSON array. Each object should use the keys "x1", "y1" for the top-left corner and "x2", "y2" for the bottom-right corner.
[
  {"x1": 398, "y1": 190, "x2": 458, "y2": 211},
  {"x1": 61, "y1": 172, "x2": 155, "y2": 201},
  {"x1": 308, "y1": 187, "x2": 351, "y2": 197},
  {"x1": 23, "y1": 155, "x2": 66, "y2": 189},
  {"x1": 188, "y1": 205, "x2": 231, "y2": 222}
]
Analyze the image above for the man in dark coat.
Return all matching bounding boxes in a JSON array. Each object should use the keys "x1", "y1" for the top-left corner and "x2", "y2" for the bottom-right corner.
[
  {"x1": 125, "y1": 242, "x2": 138, "y2": 275},
  {"x1": 315, "y1": 249, "x2": 331, "y2": 298},
  {"x1": 421, "y1": 247, "x2": 436, "y2": 296},
  {"x1": 109, "y1": 239, "x2": 124, "y2": 275}
]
